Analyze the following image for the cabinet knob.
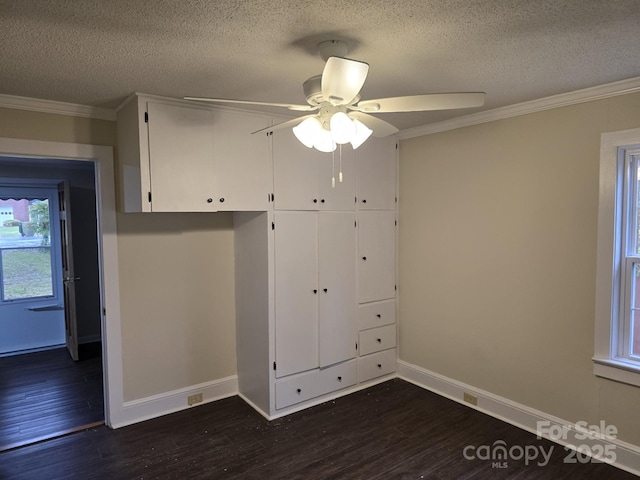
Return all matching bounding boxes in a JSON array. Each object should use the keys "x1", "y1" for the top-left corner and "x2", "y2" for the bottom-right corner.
[
  {"x1": 313, "y1": 198, "x2": 318, "y2": 203},
  {"x1": 296, "y1": 388, "x2": 301, "y2": 394},
  {"x1": 377, "y1": 338, "x2": 382, "y2": 343},
  {"x1": 206, "y1": 198, "x2": 213, "y2": 203},
  {"x1": 377, "y1": 364, "x2": 382, "y2": 368},
  {"x1": 362, "y1": 199, "x2": 367, "y2": 203},
  {"x1": 323, "y1": 288, "x2": 328, "y2": 293},
  {"x1": 320, "y1": 199, "x2": 325, "y2": 203},
  {"x1": 219, "y1": 197, "x2": 225, "y2": 203},
  {"x1": 313, "y1": 289, "x2": 317, "y2": 294},
  {"x1": 377, "y1": 314, "x2": 381, "y2": 318},
  {"x1": 362, "y1": 256, "x2": 367, "y2": 261},
  {"x1": 337, "y1": 376, "x2": 342, "y2": 382}
]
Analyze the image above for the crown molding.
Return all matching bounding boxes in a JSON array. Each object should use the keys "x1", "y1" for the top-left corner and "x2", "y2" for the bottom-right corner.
[
  {"x1": 0, "y1": 94, "x2": 116, "y2": 121},
  {"x1": 399, "y1": 76, "x2": 640, "y2": 140}
]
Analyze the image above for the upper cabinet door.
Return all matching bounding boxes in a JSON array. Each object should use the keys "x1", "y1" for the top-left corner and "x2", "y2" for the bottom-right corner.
[
  {"x1": 274, "y1": 212, "x2": 319, "y2": 377},
  {"x1": 356, "y1": 136, "x2": 397, "y2": 211},
  {"x1": 318, "y1": 212, "x2": 357, "y2": 367},
  {"x1": 146, "y1": 101, "x2": 217, "y2": 212},
  {"x1": 273, "y1": 128, "x2": 322, "y2": 210},
  {"x1": 318, "y1": 146, "x2": 356, "y2": 211},
  {"x1": 213, "y1": 110, "x2": 272, "y2": 211},
  {"x1": 358, "y1": 212, "x2": 396, "y2": 303}
]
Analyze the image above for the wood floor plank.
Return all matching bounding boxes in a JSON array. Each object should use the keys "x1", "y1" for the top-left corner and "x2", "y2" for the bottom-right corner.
[
  {"x1": 0, "y1": 345, "x2": 104, "y2": 450},
  {"x1": 0, "y1": 379, "x2": 636, "y2": 480}
]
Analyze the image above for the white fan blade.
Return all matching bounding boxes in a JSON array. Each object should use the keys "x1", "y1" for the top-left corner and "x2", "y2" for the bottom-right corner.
[
  {"x1": 355, "y1": 92, "x2": 485, "y2": 113},
  {"x1": 251, "y1": 114, "x2": 316, "y2": 135},
  {"x1": 348, "y1": 112, "x2": 398, "y2": 138},
  {"x1": 184, "y1": 97, "x2": 317, "y2": 112},
  {"x1": 321, "y1": 57, "x2": 369, "y2": 106}
]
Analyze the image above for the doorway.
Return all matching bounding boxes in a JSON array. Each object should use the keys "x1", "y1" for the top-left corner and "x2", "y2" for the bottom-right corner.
[{"x1": 0, "y1": 158, "x2": 104, "y2": 450}]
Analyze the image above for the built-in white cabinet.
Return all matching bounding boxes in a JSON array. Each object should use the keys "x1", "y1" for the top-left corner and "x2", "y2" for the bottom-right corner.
[
  {"x1": 274, "y1": 211, "x2": 357, "y2": 378},
  {"x1": 273, "y1": 128, "x2": 356, "y2": 211},
  {"x1": 356, "y1": 135, "x2": 397, "y2": 211},
  {"x1": 115, "y1": 93, "x2": 398, "y2": 419},
  {"x1": 116, "y1": 94, "x2": 271, "y2": 212},
  {"x1": 358, "y1": 211, "x2": 397, "y2": 303}
]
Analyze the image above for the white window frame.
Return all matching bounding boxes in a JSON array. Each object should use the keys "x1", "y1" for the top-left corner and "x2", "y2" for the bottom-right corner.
[{"x1": 594, "y1": 127, "x2": 640, "y2": 386}]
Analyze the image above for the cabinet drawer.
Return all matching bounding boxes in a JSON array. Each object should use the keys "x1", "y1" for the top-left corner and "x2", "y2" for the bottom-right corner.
[
  {"x1": 359, "y1": 324, "x2": 396, "y2": 356},
  {"x1": 358, "y1": 300, "x2": 395, "y2": 330},
  {"x1": 358, "y1": 348, "x2": 396, "y2": 383},
  {"x1": 275, "y1": 360, "x2": 357, "y2": 410}
]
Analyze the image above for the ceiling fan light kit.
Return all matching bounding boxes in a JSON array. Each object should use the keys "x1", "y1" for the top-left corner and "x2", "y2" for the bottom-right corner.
[{"x1": 186, "y1": 39, "x2": 485, "y2": 178}]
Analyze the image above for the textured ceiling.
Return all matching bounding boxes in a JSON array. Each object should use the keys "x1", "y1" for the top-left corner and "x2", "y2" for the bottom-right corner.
[{"x1": 1, "y1": 0, "x2": 639, "y2": 130}]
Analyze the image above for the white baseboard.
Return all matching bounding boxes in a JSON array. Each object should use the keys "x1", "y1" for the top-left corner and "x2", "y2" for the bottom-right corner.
[
  {"x1": 112, "y1": 375, "x2": 238, "y2": 428},
  {"x1": 397, "y1": 360, "x2": 640, "y2": 477}
]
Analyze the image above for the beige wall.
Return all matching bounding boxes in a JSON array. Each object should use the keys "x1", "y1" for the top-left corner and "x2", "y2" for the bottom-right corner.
[
  {"x1": 399, "y1": 92, "x2": 640, "y2": 446},
  {"x1": 0, "y1": 106, "x2": 237, "y2": 402}
]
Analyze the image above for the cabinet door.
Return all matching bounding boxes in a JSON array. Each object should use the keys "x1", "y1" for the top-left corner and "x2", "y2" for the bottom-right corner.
[
  {"x1": 213, "y1": 110, "x2": 271, "y2": 211},
  {"x1": 356, "y1": 136, "x2": 397, "y2": 211},
  {"x1": 358, "y1": 212, "x2": 396, "y2": 303},
  {"x1": 318, "y1": 146, "x2": 356, "y2": 211},
  {"x1": 318, "y1": 212, "x2": 357, "y2": 367},
  {"x1": 146, "y1": 101, "x2": 217, "y2": 212},
  {"x1": 273, "y1": 128, "x2": 322, "y2": 210},
  {"x1": 274, "y1": 213, "x2": 319, "y2": 377}
]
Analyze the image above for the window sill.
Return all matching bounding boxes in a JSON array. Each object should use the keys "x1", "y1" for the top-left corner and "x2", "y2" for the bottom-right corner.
[{"x1": 593, "y1": 357, "x2": 640, "y2": 388}]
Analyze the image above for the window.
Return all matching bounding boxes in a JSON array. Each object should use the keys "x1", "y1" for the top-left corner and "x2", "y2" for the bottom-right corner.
[
  {"x1": 0, "y1": 187, "x2": 59, "y2": 304},
  {"x1": 595, "y1": 128, "x2": 640, "y2": 386}
]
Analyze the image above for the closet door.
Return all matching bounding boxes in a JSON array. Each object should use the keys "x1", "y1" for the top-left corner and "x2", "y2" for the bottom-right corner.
[
  {"x1": 274, "y1": 212, "x2": 318, "y2": 377},
  {"x1": 272, "y1": 129, "x2": 322, "y2": 210},
  {"x1": 213, "y1": 109, "x2": 271, "y2": 211},
  {"x1": 358, "y1": 212, "x2": 396, "y2": 303},
  {"x1": 356, "y1": 136, "x2": 397, "y2": 211},
  {"x1": 317, "y1": 147, "x2": 356, "y2": 211},
  {"x1": 318, "y1": 212, "x2": 357, "y2": 367},
  {"x1": 146, "y1": 101, "x2": 217, "y2": 212}
]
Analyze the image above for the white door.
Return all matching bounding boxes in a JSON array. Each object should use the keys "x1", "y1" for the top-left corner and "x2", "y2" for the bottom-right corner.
[
  {"x1": 146, "y1": 101, "x2": 217, "y2": 212},
  {"x1": 318, "y1": 146, "x2": 357, "y2": 211},
  {"x1": 273, "y1": 128, "x2": 322, "y2": 210},
  {"x1": 318, "y1": 212, "x2": 357, "y2": 367},
  {"x1": 58, "y1": 181, "x2": 78, "y2": 361},
  {"x1": 358, "y1": 212, "x2": 396, "y2": 303},
  {"x1": 213, "y1": 110, "x2": 272, "y2": 211},
  {"x1": 274, "y1": 212, "x2": 318, "y2": 377},
  {"x1": 356, "y1": 136, "x2": 397, "y2": 210},
  {"x1": 0, "y1": 186, "x2": 65, "y2": 354}
]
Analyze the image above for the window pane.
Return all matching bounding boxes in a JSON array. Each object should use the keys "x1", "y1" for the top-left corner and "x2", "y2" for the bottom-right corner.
[
  {"x1": 636, "y1": 161, "x2": 640, "y2": 254},
  {"x1": 633, "y1": 310, "x2": 640, "y2": 357},
  {"x1": 1, "y1": 248, "x2": 53, "y2": 300},
  {"x1": 0, "y1": 197, "x2": 54, "y2": 301}
]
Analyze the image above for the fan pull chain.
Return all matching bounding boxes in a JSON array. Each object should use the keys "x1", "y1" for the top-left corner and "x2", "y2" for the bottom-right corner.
[
  {"x1": 339, "y1": 145, "x2": 343, "y2": 183},
  {"x1": 331, "y1": 150, "x2": 336, "y2": 188}
]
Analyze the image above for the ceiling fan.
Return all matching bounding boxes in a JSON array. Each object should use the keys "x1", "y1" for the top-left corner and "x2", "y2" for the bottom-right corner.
[{"x1": 185, "y1": 40, "x2": 485, "y2": 153}]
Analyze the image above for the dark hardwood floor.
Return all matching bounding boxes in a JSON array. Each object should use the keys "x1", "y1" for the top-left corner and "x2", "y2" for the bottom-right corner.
[
  {"x1": 0, "y1": 343, "x2": 104, "y2": 451},
  {"x1": 0, "y1": 378, "x2": 635, "y2": 479}
]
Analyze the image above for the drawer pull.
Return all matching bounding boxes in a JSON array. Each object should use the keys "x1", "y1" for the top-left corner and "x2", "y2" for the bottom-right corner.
[
  {"x1": 377, "y1": 314, "x2": 381, "y2": 318},
  {"x1": 337, "y1": 376, "x2": 342, "y2": 382},
  {"x1": 377, "y1": 338, "x2": 382, "y2": 343},
  {"x1": 377, "y1": 364, "x2": 382, "y2": 368},
  {"x1": 313, "y1": 198, "x2": 318, "y2": 203},
  {"x1": 206, "y1": 198, "x2": 213, "y2": 203},
  {"x1": 296, "y1": 388, "x2": 301, "y2": 394},
  {"x1": 219, "y1": 197, "x2": 225, "y2": 203},
  {"x1": 313, "y1": 289, "x2": 317, "y2": 294},
  {"x1": 362, "y1": 256, "x2": 367, "y2": 261},
  {"x1": 323, "y1": 288, "x2": 328, "y2": 293}
]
